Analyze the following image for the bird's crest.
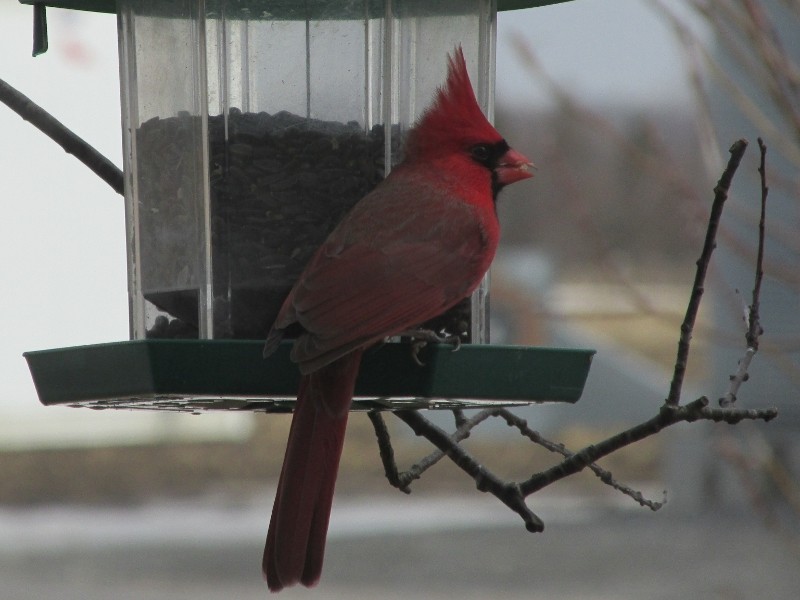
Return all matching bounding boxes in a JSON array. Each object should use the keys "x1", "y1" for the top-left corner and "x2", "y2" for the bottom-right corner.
[{"x1": 406, "y1": 46, "x2": 502, "y2": 157}]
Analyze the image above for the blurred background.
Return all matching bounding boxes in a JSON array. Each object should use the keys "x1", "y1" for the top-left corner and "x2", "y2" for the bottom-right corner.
[{"x1": 1, "y1": 0, "x2": 798, "y2": 598}]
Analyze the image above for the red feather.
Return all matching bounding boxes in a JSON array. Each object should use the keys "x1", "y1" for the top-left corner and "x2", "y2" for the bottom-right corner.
[
  {"x1": 264, "y1": 350, "x2": 361, "y2": 591},
  {"x1": 262, "y1": 46, "x2": 533, "y2": 591},
  {"x1": 406, "y1": 48, "x2": 503, "y2": 160}
]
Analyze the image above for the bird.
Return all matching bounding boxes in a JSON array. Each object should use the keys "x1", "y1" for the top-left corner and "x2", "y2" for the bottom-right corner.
[{"x1": 261, "y1": 46, "x2": 534, "y2": 592}]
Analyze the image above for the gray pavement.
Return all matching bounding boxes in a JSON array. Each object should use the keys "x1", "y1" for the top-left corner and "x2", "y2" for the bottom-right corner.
[{"x1": 1, "y1": 493, "x2": 797, "y2": 599}]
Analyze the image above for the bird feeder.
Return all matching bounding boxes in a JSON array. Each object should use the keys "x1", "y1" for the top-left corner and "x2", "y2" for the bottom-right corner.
[{"x1": 20, "y1": 0, "x2": 593, "y2": 412}]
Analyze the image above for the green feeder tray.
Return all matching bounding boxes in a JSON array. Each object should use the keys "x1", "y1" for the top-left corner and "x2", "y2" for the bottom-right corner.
[
  {"x1": 24, "y1": 341, "x2": 594, "y2": 412},
  {"x1": 18, "y1": 0, "x2": 589, "y2": 415}
]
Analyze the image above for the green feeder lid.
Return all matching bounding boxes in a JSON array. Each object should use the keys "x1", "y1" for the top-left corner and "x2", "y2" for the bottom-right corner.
[
  {"x1": 24, "y1": 340, "x2": 594, "y2": 412},
  {"x1": 19, "y1": 1, "x2": 574, "y2": 14}
]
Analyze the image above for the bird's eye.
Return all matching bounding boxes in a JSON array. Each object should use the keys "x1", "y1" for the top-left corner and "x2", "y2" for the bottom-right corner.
[{"x1": 470, "y1": 144, "x2": 491, "y2": 163}]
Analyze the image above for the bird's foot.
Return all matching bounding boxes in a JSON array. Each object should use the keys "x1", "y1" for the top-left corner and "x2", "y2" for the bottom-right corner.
[{"x1": 399, "y1": 329, "x2": 463, "y2": 366}]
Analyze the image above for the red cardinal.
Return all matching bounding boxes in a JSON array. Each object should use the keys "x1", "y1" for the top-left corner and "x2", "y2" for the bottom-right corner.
[{"x1": 262, "y1": 46, "x2": 533, "y2": 591}]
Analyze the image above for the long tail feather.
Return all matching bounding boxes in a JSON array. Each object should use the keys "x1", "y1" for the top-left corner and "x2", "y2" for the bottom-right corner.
[{"x1": 263, "y1": 350, "x2": 363, "y2": 592}]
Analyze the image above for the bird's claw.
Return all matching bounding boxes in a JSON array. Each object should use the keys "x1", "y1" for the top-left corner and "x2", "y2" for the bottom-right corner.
[
  {"x1": 411, "y1": 339, "x2": 428, "y2": 367},
  {"x1": 400, "y1": 328, "x2": 463, "y2": 366}
]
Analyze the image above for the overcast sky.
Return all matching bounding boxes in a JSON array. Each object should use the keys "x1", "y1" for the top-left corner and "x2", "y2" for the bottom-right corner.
[{"x1": 0, "y1": 1, "x2": 701, "y2": 442}]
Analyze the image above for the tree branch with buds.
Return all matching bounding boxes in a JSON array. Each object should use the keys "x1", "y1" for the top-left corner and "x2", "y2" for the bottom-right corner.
[
  {"x1": 720, "y1": 138, "x2": 768, "y2": 407},
  {"x1": 369, "y1": 138, "x2": 778, "y2": 533}
]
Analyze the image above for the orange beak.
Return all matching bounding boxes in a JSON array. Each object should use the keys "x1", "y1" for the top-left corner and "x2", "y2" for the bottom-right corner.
[{"x1": 495, "y1": 148, "x2": 535, "y2": 186}]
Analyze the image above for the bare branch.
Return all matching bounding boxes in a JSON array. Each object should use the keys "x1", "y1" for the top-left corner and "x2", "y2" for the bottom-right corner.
[
  {"x1": 372, "y1": 409, "x2": 494, "y2": 491},
  {"x1": 393, "y1": 409, "x2": 545, "y2": 532},
  {"x1": 492, "y1": 408, "x2": 666, "y2": 511},
  {"x1": 367, "y1": 411, "x2": 410, "y2": 493},
  {"x1": 667, "y1": 139, "x2": 749, "y2": 406},
  {"x1": 721, "y1": 138, "x2": 768, "y2": 407},
  {"x1": 370, "y1": 136, "x2": 780, "y2": 536},
  {"x1": 522, "y1": 397, "x2": 776, "y2": 497},
  {"x1": 393, "y1": 410, "x2": 491, "y2": 487},
  {"x1": 452, "y1": 408, "x2": 467, "y2": 429},
  {"x1": 379, "y1": 396, "x2": 774, "y2": 533},
  {"x1": 0, "y1": 77, "x2": 123, "y2": 196},
  {"x1": 748, "y1": 137, "x2": 769, "y2": 350}
]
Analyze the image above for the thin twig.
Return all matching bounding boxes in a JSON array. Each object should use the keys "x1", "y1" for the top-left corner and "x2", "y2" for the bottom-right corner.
[
  {"x1": 376, "y1": 405, "x2": 664, "y2": 511},
  {"x1": 748, "y1": 137, "x2": 768, "y2": 349},
  {"x1": 452, "y1": 409, "x2": 467, "y2": 429},
  {"x1": 395, "y1": 409, "x2": 492, "y2": 488},
  {"x1": 393, "y1": 409, "x2": 545, "y2": 532},
  {"x1": 666, "y1": 139, "x2": 749, "y2": 406},
  {"x1": 522, "y1": 397, "x2": 777, "y2": 496},
  {"x1": 720, "y1": 137, "x2": 768, "y2": 407},
  {"x1": 0, "y1": 77, "x2": 123, "y2": 195},
  {"x1": 492, "y1": 408, "x2": 665, "y2": 511},
  {"x1": 385, "y1": 397, "x2": 774, "y2": 532},
  {"x1": 368, "y1": 408, "x2": 494, "y2": 491},
  {"x1": 373, "y1": 137, "x2": 778, "y2": 535},
  {"x1": 366, "y1": 411, "x2": 409, "y2": 493}
]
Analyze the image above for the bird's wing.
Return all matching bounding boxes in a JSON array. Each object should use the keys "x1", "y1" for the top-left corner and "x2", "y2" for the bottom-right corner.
[{"x1": 279, "y1": 174, "x2": 493, "y2": 373}]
